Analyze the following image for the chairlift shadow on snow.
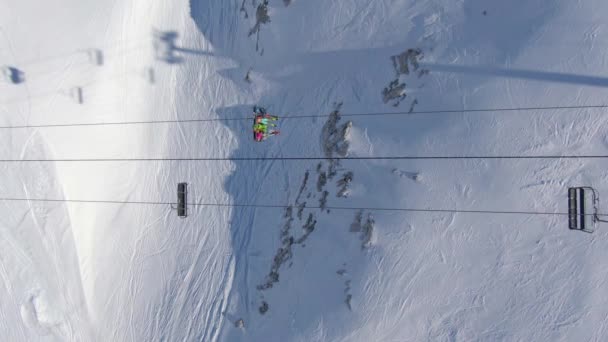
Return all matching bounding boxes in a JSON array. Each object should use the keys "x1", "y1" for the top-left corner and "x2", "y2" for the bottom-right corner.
[
  {"x1": 2, "y1": 66, "x2": 25, "y2": 84},
  {"x1": 424, "y1": 63, "x2": 608, "y2": 88},
  {"x1": 145, "y1": 67, "x2": 156, "y2": 84},
  {"x1": 86, "y1": 48, "x2": 104, "y2": 66},
  {"x1": 55, "y1": 86, "x2": 84, "y2": 104},
  {"x1": 130, "y1": 66, "x2": 156, "y2": 84},
  {"x1": 152, "y1": 29, "x2": 214, "y2": 64}
]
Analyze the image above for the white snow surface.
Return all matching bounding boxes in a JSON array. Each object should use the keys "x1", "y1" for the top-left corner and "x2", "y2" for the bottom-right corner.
[{"x1": 1, "y1": 0, "x2": 608, "y2": 341}]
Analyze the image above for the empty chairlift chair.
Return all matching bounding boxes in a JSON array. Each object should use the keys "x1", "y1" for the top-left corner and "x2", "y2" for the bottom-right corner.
[
  {"x1": 567, "y1": 187, "x2": 608, "y2": 233},
  {"x1": 174, "y1": 182, "x2": 188, "y2": 218}
]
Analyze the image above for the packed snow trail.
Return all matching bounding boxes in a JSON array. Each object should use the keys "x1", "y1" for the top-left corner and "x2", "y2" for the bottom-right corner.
[{"x1": 0, "y1": 0, "x2": 238, "y2": 340}]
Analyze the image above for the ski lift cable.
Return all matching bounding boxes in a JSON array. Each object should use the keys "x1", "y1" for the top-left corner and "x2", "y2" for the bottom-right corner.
[
  {"x1": 2, "y1": 196, "x2": 606, "y2": 217},
  {"x1": 0, "y1": 104, "x2": 605, "y2": 129},
  {"x1": 1, "y1": 155, "x2": 608, "y2": 162}
]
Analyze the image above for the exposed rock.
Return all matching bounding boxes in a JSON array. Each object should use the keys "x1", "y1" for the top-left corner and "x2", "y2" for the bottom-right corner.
[
  {"x1": 259, "y1": 301, "x2": 269, "y2": 314},
  {"x1": 296, "y1": 214, "x2": 317, "y2": 244},
  {"x1": 295, "y1": 170, "x2": 309, "y2": 204},
  {"x1": 336, "y1": 171, "x2": 353, "y2": 198},
  {"x1": 248, "y1": 0, "x2": 270, "y2": 37},
  {"x1": 248, "y1": 0, "x2": 271, "y2": 52},
  {"x1": 361, "y1": 215, "x2": 375, "y2": 249},
  {"x1": 244, "y1": 68, "x2": 252, "y2": 83},
  {"x1": 345, "y1": 294, "x2": 352, "y2": 311},
  {"x1": 317, "y1": 172, "x2": 327, "y2": 192},
  {"x1": 382, "y1": 79, "x2": 406, "y2": 105},
  {"x1": 408, "y1": 98, "x2": 419, "y2": 113},
  {"x1": 391, "y1": 48, "x2": 423, "y2": 75},
  {"x1": 319, "y1": 190, "x2": 329, "y2": 210},
  {"x1": 350, "y1": 210, "x2": 363, "y2": 232},
  {"x1": 297, "y1": 202, "x2": 306, "y2": 220}
]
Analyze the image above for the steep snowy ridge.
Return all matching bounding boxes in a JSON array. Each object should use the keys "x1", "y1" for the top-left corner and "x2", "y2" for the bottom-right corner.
[{"x1": 2, "y1": 0, "x2": 608, "y2": 341}]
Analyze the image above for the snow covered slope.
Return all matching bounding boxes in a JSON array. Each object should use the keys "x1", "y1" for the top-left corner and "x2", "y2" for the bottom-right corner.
[{"x1": 2, "y1": 0, "x2": 608, "y2": 341}]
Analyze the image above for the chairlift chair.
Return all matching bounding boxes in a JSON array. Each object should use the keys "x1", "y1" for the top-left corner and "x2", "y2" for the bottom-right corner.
[
  {"x1": 173, "y1": 182, "x2": 188, "y2": 218},
  {"x1": 567, "y1": 186, "x2": 608, "y2": 233}
]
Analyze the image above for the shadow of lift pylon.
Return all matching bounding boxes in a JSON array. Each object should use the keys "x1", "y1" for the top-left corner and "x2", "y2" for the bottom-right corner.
[{"x1": 568, "y1": 187, "x2": 608, "y2": 233}]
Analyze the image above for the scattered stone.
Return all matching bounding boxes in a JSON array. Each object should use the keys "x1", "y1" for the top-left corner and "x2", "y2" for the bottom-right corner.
[
  {"x1": 336, "y1": 121, "x2": 352, "y2": 156},
  {"x1": 248, "y1": 0, "x2": 270, "y2": 37},
  {"x1": 248, "y1": 0, "x2": 271, "y2": 52},
  {"x1": 382, "y1": 79, "x2": 406, "y2": 105},
  {"x1": 319, "y1": 190, "x2": 329, "y2": 210},
  {"x1": 257, "y1": 254, "x2": 284, "y2": 289},
  {"x1": 345, "y1": 294, "x2": 352, "y2": 311},
  {"x1": 328, "y1": 167, "x2": 338, "y2": 180},
  {"x1": 297, "y1": 202, "x2": 306, "y2": 220},
  {"x1": 259, "y1": 301, "x2": 269, "y2": 314},
  {"x1": 296, "y1": 214, "x2": 317, "y2": 244},
  {"x1": 336, "y1": 171, "x2": 353, "y2": 198},
  {"x1": 235, "y1": 318, "x2": 245, "y2": 328},
  {"x1": 244, "y1": 68, "x2": 252, "y2": 83},
  {"x1": 258, "y1": 236, "x2": 294, "y2": 290},
  {"x1": 384, "y1": 48, "x2": 427, "y2": 108},
  {"x1": 336, "y1": 269, "x2": 347, "y2": 276},
  {"x1": 281, "y1": 207, "x2": 293, "y2": 240},
  {"x1": 284, "y1": 206, "x2": 293, "y2": 219},
  {"x1": 391, "y1": 48, "x2": 423, "y2": 75},
  {"x1": 408, "y1": 98, "x2": 419, "y2": 113},
  {"x1": 295, "y1": 170, "x2": 309, "y2": 204},
  {"x1": 361, "y1": 215, "x2": 375, "y2": 249},
  {"x1": 350, "y1": 211, "x2": 363, "y2": 232},
  {"x1": 317, "y1": 172, "x2": 327, "y2": 192},
  {"x1": 320, "y1": 104, "x2": 351, "y2": 177},
  {"x1": 349, "y1": 211, "x2": 375, "y2": 248},
  {"x1": 240, "y1": 0, "x2": 248, "y2": 18}
]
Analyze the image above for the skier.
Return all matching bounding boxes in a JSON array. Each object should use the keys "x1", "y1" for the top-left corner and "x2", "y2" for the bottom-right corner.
[
  {"x1": 252, "y1": 105, "x2": 280, "y2": 142},
  {"x1": 254, "y1": 115, "x2": 278, "y2": 127},
  {"x1": 254, "y1": 129, "x2": 280, "y2": 142}
]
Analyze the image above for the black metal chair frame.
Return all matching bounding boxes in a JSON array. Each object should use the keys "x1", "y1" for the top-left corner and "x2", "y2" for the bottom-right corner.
[
  {"x1": 172, "y1": 182, "x2": 188, "y2": 218},
  {"x1": 568, "y1": 186, "x2": 607, "y2": 233}
]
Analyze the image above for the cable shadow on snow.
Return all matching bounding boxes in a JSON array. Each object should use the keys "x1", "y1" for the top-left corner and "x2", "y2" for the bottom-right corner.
[{"x1": 424, "y1": 63, "x2": 608, "y2": 88}]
